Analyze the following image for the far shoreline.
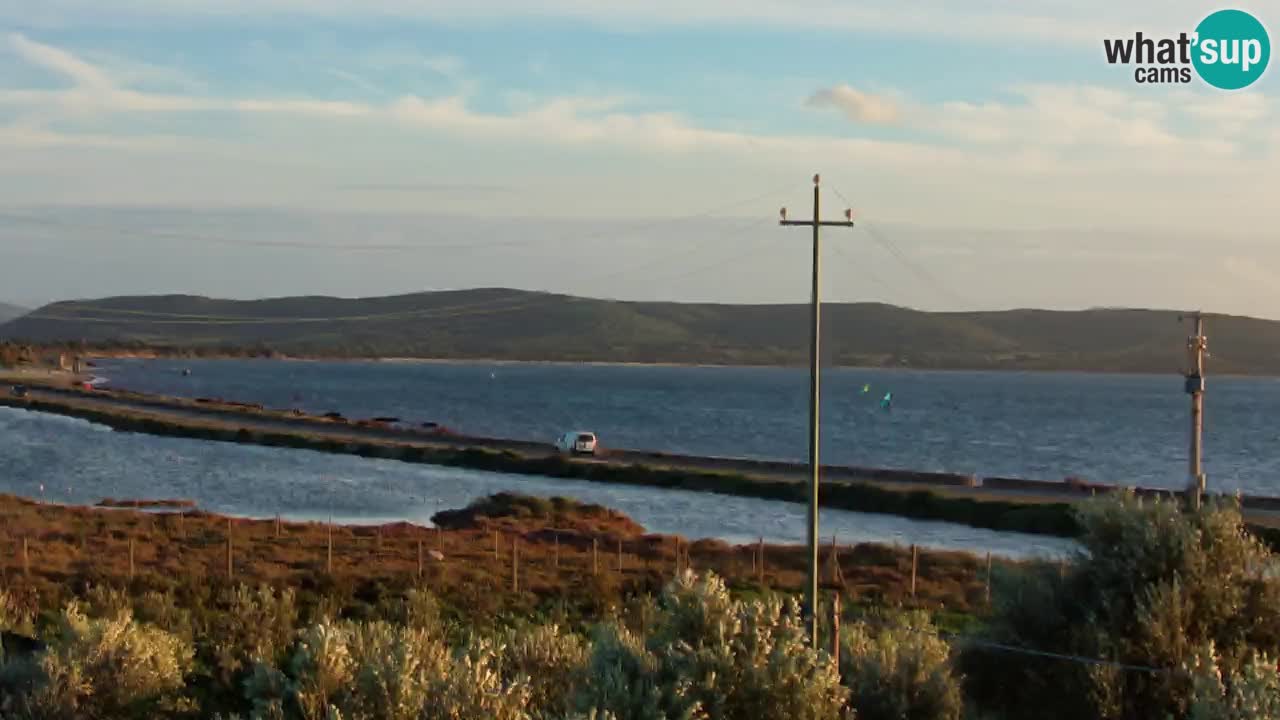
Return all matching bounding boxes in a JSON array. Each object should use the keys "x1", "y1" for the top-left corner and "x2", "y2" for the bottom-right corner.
[{"x1": 79, "y1": 352, "x2": 1274, "y2": 381}]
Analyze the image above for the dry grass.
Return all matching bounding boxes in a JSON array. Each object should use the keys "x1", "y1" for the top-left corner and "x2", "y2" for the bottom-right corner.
[{"x1": 0, "y1": 493, "x2": 1002, "y2": 623}]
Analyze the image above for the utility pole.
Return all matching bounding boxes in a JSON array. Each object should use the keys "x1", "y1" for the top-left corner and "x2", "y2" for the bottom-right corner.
[
  {"x1": 1182, "y1": 312, "x2": 1208, "y2": 509},
  {"x1": 779, "y1": 174, "x2": 855, "y2": 647}
]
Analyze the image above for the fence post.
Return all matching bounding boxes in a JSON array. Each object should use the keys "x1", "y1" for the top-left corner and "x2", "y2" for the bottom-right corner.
[
  {"x1": 985, "y1": 552, "x2": 993, "y2": 607},
  {"x1": 436, "y1": 524, "x2": 442, "y2": 552},
  {"x1": 275, "y1": 514, "x2": 282, "y2": 538},
  {"x1": 674, "y1": 537, "x2": 681, "y2": 576},
  {"x1": 376, "y1": 527, "x2": 382, "y2": 554},
  {"x1": 493, "y1": 531, "x2": 499, "y2": 561},
  {"x1": 178, "y1": 511, "x2": 184, "y2": 538},
  {"x1": 910, "y1": 544, "x2": 918, "y2": 600},
  {"x1": 417, "y1": 538, "x2": 424, "y2": 580},
  {"x1": 592, "y1": 538, "x2": 599, "y2": 576},
  {"x1": 758, "y1": 537, "x2": 764, "y2": 585},
  {"x1": 226, "y1": 517, "x2": 234, "y2": 579},
  {"x1": 129, "y1": 537, "x2": 135, "y2": 580},
  {"x1": 830, "y1": 534, "x2": 839, "y2": 585},
  {"x1": 617, "y1": 538, "x2": 623, "y2": 573},
  {"x1": 830, "y1": 591, "x2": 841, "y2": 667},
  {"x1": 326, "y1": 521, "x2": 333, "y2": 574},
  {"x1": 22, "y1": 537, "x2": 29, "y2": 577},
  {"x1": 512, "y1": 538, "x2": 519, "y2": 593},
  {"x1": 553, "y1": 533, "x2": 559, "y2": 569}
]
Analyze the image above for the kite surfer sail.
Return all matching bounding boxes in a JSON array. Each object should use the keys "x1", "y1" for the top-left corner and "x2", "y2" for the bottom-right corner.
[{"x1": 880, "y1": 391, "x2": 893, "y2": 410}]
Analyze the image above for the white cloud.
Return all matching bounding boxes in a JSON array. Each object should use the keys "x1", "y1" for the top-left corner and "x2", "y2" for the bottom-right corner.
[
  {"x1": 8, "y1": 31, "x2": 112, "y2": 90},
  {"x1": 806, "y1": 85, "x2": 900, "y2": 125},
  {"x1": 0, "y1": 32, "x2": 1278, "y2": 243}
]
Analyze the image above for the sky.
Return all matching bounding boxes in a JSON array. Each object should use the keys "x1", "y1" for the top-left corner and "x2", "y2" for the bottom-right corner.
[{"x1": 0, "y1": 1, "x2": 1278, "y2": 316}]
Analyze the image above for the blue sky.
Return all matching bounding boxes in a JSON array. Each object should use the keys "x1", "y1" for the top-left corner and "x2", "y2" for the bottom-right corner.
[{"x1": 0, "y1": 1, "x2": 1278, "y2": 315}]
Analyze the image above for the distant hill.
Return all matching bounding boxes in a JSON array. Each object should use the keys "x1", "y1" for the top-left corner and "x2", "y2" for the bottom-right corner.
[
  {"x1": 0, "y1": 303, "x2": 26, "y2": 325},
  {"x1": 0, "y1": 289, "x2": 1270, "y2": 374}
]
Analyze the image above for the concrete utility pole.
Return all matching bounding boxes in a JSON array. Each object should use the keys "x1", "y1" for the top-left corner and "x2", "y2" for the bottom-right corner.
[
  {"x1": 1182, "y1": 312, "x2": 1208, "y2": 509},
  {"x1": 779, "y1": 174, "x2": 854, "y2": 647}
]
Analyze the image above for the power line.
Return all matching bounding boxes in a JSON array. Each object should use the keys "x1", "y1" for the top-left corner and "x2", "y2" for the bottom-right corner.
[
  {"x1": 11, "y1": 182, "x2": 804, "y2": 326},
  {"x1": 22, "y1": 219, "x2": 787, "y2": 327},
  {"x1": 827, "y1": 186, "x2": 973, "y2": 308},
  {"x1": 841, "y1": 595, "x2": 1172, "y2": 676},
  {"x1": 828, "y1": 242, "x2": 895, "y2": 297},
  {"x1": 0, "y1": 181, "x2": 798, "y2": 255}
]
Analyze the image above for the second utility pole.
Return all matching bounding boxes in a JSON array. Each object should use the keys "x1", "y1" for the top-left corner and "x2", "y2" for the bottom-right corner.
[
  {"x1": 1182, "y1": 312, "x2": 1208, "y2": 509},
  {"x1": 780, "y1": 174, "x2": 854, "y2": 647}
]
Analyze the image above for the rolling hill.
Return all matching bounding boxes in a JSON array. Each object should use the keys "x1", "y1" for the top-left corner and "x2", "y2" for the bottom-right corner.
[{"x1": 0, "y1": 289, "x2": 1272, "y2": 374}]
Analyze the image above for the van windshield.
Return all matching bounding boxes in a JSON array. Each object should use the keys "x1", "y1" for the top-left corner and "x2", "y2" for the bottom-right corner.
[{"x1": 577, "y1": 434, "x2": 594, "y2": 443}]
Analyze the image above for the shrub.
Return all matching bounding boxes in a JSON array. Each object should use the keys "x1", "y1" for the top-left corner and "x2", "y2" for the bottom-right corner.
[
  {"x1": 573, "y1": 622, "x2": 701, "y2": 720},
  {"x1": 0, "y1": 589, "x2": 35, "y2": 639},
  {"x1": 839, "y1": 609, "x2": 962, "y2": 720},
  {"x1": 206, "y1": 585, "x2": 299, "y2": 686},
  {"x1": 0, "y1": 602, "x2": 193, "y2": 719},
  {"x1": 423, "y1": 638, "x2": 533, "y2": 720},
  {"x1": 500, "y1": 623, "x2": 588, "y2": 719},
  {"x1": 575, "y1": 571, "x2": 849, "y2": 720},
  {"x1": 965, "y1": 493, "x2": 1280, "y2": 720},
  {"x1": 1184, "y1": 642, "x2": 1280, "y2": 720}
]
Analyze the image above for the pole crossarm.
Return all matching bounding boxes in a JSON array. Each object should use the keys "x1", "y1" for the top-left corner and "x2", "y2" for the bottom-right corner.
[{"x1": 776, "y1": 173, "x2": 855, "y2": 649}]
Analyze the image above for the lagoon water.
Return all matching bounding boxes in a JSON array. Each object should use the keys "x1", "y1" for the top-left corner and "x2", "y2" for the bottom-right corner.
[
  {"x1": 90, "y1": 358, "x2": 1280, "y2": 493},
  {"x1": 7, "y1": 358, "x2": 1279, "y2": 558},
  {"x1": 0, "y1": 405, "x2": 1073, "y2": 558}
]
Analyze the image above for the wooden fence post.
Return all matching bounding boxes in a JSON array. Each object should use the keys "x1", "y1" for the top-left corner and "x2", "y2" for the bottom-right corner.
[
  {"x1": 417, "y1": 538, "x2": 424, "y2": 580},
  {"x1": 758, "y1": 537, "x2": 764, "y2": 585},
  {"x1": 553, "y1": 533, "x2": 559, "y2": 569},
  {"x1": 512, "y1": 538, "x2": 519, "y2": 593},
  {"x1": 831, "y1": 591, "x2": 841, "y2": 667},
  {"x1": 617, "y1": 538, "x2": 623, "y2": 573},
  {"x1": 592, "y1": 538, "x2": 599, "y2": 576},
  {"x1": 326, "y1": 521, "x2": 333, "y2": 574},
  {"x1": 22, "y1": 537, "x2": 29, "y2": 577},
  {"x1": 985, "y1": 552, "x2": 993, "y2": 607},
  {"x1": 493, "y1": 531, "x2": 499, "y2": 561},
  {"x1": 910, "y1": 544, "x2": 918, "y2": 599},
  {"x1": 128, "y1": 537, "x2": 135, "y2": 580},
  {"x1": 226, "y1": 517, "x2": 234, "y2": 579},
  {"x1": 275, "y1": 514, "x2": 282, "y2": 538}
]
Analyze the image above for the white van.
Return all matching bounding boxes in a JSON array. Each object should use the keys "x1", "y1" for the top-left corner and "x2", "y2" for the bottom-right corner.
[{"x1": 556, "y1": 431, "x2": 598, "y2": 456}]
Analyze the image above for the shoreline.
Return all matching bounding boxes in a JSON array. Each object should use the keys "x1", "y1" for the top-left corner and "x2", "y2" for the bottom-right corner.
[{"x1": 27, "y1": 350, "x2": 1272, "y2": 379}]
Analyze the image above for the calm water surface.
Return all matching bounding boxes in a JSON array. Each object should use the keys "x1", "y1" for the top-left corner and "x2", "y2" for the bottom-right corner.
[
  {"x1": 0, "y1": 406, "x2": 1073, "y2": 558},
  {"x1": 91, "y1": 358, "x2": 1280, "y2": 493}
]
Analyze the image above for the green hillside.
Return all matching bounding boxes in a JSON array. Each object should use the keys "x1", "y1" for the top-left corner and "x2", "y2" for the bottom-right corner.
[{"x1": 0, "y1": 289, "x2": 1269, "y2": 373}]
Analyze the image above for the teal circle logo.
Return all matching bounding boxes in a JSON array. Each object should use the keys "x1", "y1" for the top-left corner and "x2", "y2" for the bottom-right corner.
[{"x1": 1192, "y1": 9, "x2": 1270, "y2": 90}]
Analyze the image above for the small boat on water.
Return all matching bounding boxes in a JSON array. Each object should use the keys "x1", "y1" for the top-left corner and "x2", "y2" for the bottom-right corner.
[{"x1": 181, "y1": 369, "x2": 191, "y2": 376}]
